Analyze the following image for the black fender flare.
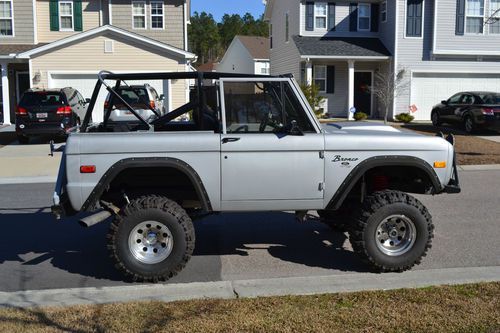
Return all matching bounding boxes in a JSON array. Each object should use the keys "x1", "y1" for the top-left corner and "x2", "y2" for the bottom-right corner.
[
  {"x1": 326, "y1": 156, "x2": 444, "y2": 210},
  {"x1": 81, "y1": 157, "x2": 212, "y2": 212}
]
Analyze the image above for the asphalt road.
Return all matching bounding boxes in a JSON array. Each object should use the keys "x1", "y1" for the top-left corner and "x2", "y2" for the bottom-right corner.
[{"x1": 0, "y1": 170, "x2": 499, "y2": 292}]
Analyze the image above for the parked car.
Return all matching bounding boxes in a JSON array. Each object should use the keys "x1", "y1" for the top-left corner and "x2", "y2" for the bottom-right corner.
[
  {"x1": 103, "y1": 84, "x2": 165, "y2": 123},
  {"x1": 431, "y1": 91, "x2": 500, "y2": 133},
  {"x1": 15, "y1": 88, "x2": 88, "y2": 144}
]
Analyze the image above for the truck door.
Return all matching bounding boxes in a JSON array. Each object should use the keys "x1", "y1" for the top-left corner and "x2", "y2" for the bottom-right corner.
[{"x1": 219, "y1": 78, "x2": 325, "y2": 211}]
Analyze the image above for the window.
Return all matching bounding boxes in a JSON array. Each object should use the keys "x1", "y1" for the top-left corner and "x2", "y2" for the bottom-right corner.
[
  {"x1": 269, "y1": 23, "x2": 273, "y2": 49},
  {"x1": 406, "y1": 0, "x2": 423, "y2": 37},
  {"x1": 381, "y1": 1, "x2": 387, "y2": 23},
  {"x1": 59, "y1": 1, "x2": 74, "y2": 31},
  {"x1": 0, "y1": 0, "x2": 13, "y2": 36},
  {"x1": 314, "y1": 2, "x2": 327, "y2": 29},
  {"x1": 285, "y1": 12, "x2": 289, "y2": 42},
  {"x1": 314, "y1": 65, "x2": 327, "y2": 92},
  {"x1": 132, "y1": 1, "x2": 146, "y2": 29},
  {"x1": 466, "y1": 0, "x2": 484, "y2": 33},
  {"x1": 490, "y1": 0, "x2": 500, "y2": 34},
  {"x1": 223, "y1": 81, "x2": 314, "y2": 134},
  {"x1": 150, "y1": 1, "x2": 164, "y2": 29},
  {"x1": 358, "y1": 3, "x2": 371, "y2": 31},
  {"x1": 448, "y1": 94, "x2": 463, "y2": 104}
]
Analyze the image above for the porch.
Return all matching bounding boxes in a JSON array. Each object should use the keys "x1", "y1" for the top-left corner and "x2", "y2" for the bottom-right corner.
[{"x1": 293, "y1": 36, "x2": 392, "y2": 120}]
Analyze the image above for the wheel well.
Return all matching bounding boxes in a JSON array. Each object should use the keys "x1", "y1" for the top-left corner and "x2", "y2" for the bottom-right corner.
[
  {"x1": 100, "y1": 166, "x2": 206, "y2": 212},
  {"x1": 333, "y1": 165, "x2": 438, "y2": 210}
]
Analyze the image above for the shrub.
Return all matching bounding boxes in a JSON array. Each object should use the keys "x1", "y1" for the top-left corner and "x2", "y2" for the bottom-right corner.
[
  {"x1": 395, "y1": 113, "x2": 415, "y2": 123},
  {"x1": 300, "y1": 83, "x2": 325, "y2": 117},
  {"x1": 353, "y1": 112, "x2": 368, "y2": 121}
]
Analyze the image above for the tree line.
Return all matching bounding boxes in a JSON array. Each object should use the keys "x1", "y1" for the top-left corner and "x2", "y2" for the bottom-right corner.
[{"x1": 188, "y1": 12, "x2": 269, "y2": 65}]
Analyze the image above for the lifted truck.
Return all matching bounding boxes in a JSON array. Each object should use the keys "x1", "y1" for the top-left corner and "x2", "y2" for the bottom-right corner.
[{"x1": 51, "y1": 71, "x2": 460, "y2": 282}]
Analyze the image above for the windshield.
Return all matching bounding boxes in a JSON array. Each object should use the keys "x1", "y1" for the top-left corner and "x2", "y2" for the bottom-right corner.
[
  {"x1": 20, "y1": 92, "x2": 65, "y2": 107},
  {"x1": 479, "y1": 94, "x2": 500, "y2": 105}
]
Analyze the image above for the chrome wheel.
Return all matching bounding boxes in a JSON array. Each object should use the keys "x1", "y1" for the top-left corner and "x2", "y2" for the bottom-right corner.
[
  {"x1": 375, "y1": 215, "x2": 416, "y2": 256},
  {"x1": 128, "y1": 221, "x2": 174, "y2": 264}
]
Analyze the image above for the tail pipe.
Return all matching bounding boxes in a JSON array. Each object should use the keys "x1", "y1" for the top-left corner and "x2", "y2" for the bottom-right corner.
[{"x1": 79, "y1": 210, "x2": 112, "y2": 228}]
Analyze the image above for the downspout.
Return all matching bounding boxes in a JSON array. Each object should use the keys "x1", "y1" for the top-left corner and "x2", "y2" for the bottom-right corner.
[{"x1": 392, "y1": 0, "x2": 399, "y2": 120}]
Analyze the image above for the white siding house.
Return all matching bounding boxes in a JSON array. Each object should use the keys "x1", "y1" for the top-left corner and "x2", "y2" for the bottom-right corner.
[{"x1": 217, "y1": 36, "x2": 270, "y2": 75}]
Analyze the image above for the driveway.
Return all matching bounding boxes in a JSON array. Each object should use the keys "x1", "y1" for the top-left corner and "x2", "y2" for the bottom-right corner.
[{"x1": 0, "y1": 169, "x2": 499, "y2": 292}]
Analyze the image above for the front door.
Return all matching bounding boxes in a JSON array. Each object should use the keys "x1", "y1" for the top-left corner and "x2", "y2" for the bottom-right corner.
[
  {"x1": 219, "y1": 78, "x2": 325, "y2": 211},
  {"x1": 16, "y1": 72, "x2": 30, "y2": 102},
  {"x1": 354, "y1": 71, "x2": 372, "y2": 116}
]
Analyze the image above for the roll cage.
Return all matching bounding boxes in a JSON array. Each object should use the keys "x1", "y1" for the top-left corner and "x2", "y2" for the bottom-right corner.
[{"x1": 80, "y1": 71, "x2": 282, "y2": 133}]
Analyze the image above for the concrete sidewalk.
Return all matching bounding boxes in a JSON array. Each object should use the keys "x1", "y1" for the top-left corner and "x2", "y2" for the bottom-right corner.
[{"x1": 1, "y1": 266, "x2": 498, "y2": 308}]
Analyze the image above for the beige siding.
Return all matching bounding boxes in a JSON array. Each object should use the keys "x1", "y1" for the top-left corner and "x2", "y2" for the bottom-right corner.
[
  {"x1": 1, "y1": 0, "x2": 34, "y2": 44},
  {"x1": 31, "y1": 34, "x2": 187, "y2": 107},
  {"x1": 36, "y1": 0, "x2": 101, "y2": 43},
  {"x1": 111, "y1": 0, "x2": 185, "y2": 49}
]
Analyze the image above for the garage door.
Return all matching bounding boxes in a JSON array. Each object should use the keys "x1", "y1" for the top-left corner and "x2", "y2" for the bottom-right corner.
[
  {"x1": 411, "y1": 72, "x2": 500, "y2": 121},
  {"x1": 49, "y1": 73, "x2": 172, "y2": 122}
]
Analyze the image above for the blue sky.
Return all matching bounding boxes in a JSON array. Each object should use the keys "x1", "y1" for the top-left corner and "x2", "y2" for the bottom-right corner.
[{"x1": 191, "y1": 0, "x2": 266, "y2": 22}]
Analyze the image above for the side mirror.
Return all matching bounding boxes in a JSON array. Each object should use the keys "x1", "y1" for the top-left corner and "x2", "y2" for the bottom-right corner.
[{"x1": 441, "y1": 100, "x2": 448, "y2": 105}]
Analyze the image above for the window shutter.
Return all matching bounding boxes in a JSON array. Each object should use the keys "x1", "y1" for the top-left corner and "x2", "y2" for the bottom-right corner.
[
  {"x1": 328, "y1": 3, "x2": 336, "y2": 31},
  {"x1": 49, "y1": 0, "x2": 59, "y2": 31},
  {"x1": 327, "y1": 66, "x2": 335, "y2": 94},
  {"x1": 349, "y1": 3, "x2": 358, "y2": 32},
  {"x1": 73, "y1": 0, "x2": 83, "y2": 31},
  {"x1": 74, "y1": 0, "x2": 83, "y2": 31},
  {"x1": 455, "y1": 0, "x2": 465, "y2": 35},
  {"x1": 306, "y1": 2, "x2": 314, "y2": 31},
  {"x1": 371, "y1": 3, "x2": 379, "y2": 32}
]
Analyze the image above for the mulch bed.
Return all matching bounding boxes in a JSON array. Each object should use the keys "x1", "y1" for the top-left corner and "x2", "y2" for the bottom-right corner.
[{"x1": 396, "y1": 124, "x2": 500, "y2": 165}]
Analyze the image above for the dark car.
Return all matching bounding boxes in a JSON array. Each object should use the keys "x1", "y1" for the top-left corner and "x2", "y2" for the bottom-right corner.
[
  {"x1": 431, "y1": 91, "x2": 500, "y2": 133},
  {"x1": 15, "y1": 87, "x2": 89, "y2": 144}
]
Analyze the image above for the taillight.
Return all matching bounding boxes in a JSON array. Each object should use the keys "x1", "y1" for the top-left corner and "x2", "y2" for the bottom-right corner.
[
  {"x1": 57, "y1": 106, "x2": 72, "y2": 115},
  {"x1": 481, "y1": 108, "x2": 494, "y2": 116},
  {"x1": 80, "y1": 165, "x2": 96, "y2": 173},
  {"x1": 16, "y1": 107, "x2": 27, "y2": 115},
  {"x1": 150, "y1": 100, "x2": 155, "y2": 109}
]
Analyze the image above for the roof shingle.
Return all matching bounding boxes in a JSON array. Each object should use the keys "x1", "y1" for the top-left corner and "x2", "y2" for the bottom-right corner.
[
  {"x1": 0, "y1": 44, "x2": 46, "y2": 56},
  {"x1": 237, "y1": 36, "x2": 270, "y2": 60},
  {"x1": 292, "y1": 36, "x2": 391, "y2": 58}
]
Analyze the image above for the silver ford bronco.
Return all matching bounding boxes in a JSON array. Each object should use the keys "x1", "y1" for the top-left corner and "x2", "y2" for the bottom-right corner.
[{"x1": 51, "y1": 71, "x2": 460, "y2": 282}]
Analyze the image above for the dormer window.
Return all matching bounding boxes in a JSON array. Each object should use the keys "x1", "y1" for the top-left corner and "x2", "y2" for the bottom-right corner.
[
  {"x1": 314, "y1": 2, "x2": 327, "y2": 30},
  {"x1": 0, "y1": 0, "x2": 13, "y2": 36}
]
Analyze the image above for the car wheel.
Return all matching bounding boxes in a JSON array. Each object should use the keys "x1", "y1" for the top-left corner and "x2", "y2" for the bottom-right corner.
[
  {"x1": 17, "y1": 135, "x2": 29, "y2": 144},
  {"x1": 108, "y1": 195, "x2": 195, "y2": 282},
  {"x1": 349, "y1": 190, "x2": 433, "y2": 272},
  {"x1": 464, "y1": 116, "x2": 475, "y2": 134},
  {"x1": 431, "y1": 111, "x2": 442, "y2": 126}
]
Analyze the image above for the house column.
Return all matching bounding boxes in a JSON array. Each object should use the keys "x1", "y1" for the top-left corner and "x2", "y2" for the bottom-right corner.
[
  {"x1": 347, "y1": 60, "x2": 355, "y2": 120},
  {"x1": 0, "y1": 62, "x2": 10, "y2": 125},
  {"x1": 305, "y1": 59, "x2": 313, "y2": 85}
]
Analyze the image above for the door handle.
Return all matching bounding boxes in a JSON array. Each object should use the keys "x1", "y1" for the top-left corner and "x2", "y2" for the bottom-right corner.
[{"x1": 222, "y1": 137, "x2": 240, "y2": 144}]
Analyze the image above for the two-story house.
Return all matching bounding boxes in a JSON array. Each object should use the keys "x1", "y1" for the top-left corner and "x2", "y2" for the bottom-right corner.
[
  {"x1": 264, "y1": 0, "x2": 500, "y2": 121},
  {"x1": 0, "y1": 0, "x2": 196, "y2": 125}
]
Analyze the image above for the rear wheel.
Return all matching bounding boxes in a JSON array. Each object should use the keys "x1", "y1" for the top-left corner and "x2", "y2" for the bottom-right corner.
[
  {"x1": 349, "y1": 190, "x2": 433, "y2": 272},
  {"x1": 17, "y1": 135, "x2": 29, "y2": 144},
  {"x1": 107, "y1": 195, "x2": 195, "y2": 282},
  {"x1": 464, "y1": 115, "x2": 475, "y2": 134}
]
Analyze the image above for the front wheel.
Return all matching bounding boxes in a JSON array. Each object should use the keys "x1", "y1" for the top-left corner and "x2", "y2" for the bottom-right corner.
[
  {"x1": 108, "y1": 195, "x2": 195, "y2": 282},
  {"x1": 431, "y1": 111, "x2": 442, "y2": 126},
  {"x1": 464, "y1": 115, "x2": 476, "y2": 134},
  {"x1": 349, "y1": 190, "x2": 433, "y2": 272}
]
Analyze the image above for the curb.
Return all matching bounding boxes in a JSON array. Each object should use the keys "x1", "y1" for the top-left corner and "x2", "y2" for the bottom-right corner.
[
  {"x1": 1, "y1": 266, "x2": 499, "y2": 308},
  {"x1": 458, "y1": 164, "x2": 500, "y2": 171}
]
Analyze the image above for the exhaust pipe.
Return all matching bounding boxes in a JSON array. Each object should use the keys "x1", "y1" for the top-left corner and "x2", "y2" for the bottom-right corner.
[{"x1": 79, "y1": 210, "x2": 112, "y2": 228}]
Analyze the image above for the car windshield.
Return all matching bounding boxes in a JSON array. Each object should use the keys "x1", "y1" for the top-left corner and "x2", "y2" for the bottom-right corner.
[
  {"x1": 117, "y1": 88, "x2": 148, "y2": 104},
  {"x1": 479, "y1": 94, "x2": 500, "y2": 105},
  {"x1": 20, "y1": 92, "x2": 65, "y2": 107}
]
